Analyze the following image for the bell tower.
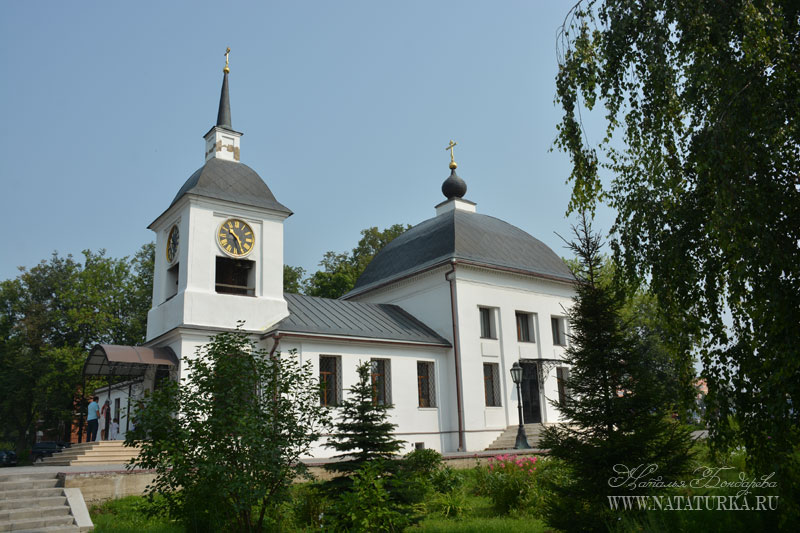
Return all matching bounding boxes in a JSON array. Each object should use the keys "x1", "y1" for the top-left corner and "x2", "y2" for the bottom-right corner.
[{"x1": 146, "y1": 50, "x2": 292, "y2": 342}]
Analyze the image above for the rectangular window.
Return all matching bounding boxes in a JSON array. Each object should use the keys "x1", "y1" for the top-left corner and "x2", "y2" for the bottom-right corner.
[
  {"x1": 215, "y1": 257, "x2": 255, "y2": 296},
  {"x1": 319, "y1": 356, "x2": 342, "y2": 407},
  {"x1": 557, "y1": 366, "x2": 570, "y2": 406},
  {"x1": 417, "y1": 361, "x2": 436, "y2": 408},
  {"x1": 516, "y1": 312, "x2": 535, "y2": 343},
  {"x1": 371, "y1": 359, "x2": 391, "y2": 406},
  {"x1": 551, "y1": 316, "x2": 567, "y2": 346},
  {"x1": 479, "y1": 307, "x2": 495, "y2": 339},
  {"x1": 483, "y1": 363, "x2": 501, "y2": 407},
  {"x1": 165, "y1": 263, "x2": 179, "y2": 301}
]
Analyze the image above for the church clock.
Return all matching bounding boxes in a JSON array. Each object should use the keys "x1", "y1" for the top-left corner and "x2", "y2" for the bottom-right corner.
[
  {"x1": 217, "y1": 218, "x2": 255, "y2": 257},
  {"x1": 166, "y1": 225, "x2": 179, "y2": 264}
]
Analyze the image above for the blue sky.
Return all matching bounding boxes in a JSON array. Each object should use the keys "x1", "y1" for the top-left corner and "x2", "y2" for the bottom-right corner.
[{"x1": 0, "y1": 1, "x2": 615, "y2": 282}]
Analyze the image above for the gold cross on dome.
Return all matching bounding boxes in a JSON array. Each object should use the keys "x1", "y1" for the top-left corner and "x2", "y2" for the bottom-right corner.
[
  {"x1": 445, "y1": 140, "x2": 458, "y2": 169},
  {"x1": 224, "y1": 47, "x2": 231, "y2": 73}
]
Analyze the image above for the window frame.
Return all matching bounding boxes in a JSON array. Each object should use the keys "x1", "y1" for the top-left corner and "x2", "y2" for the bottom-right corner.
[
  {"x1": 551, "y1": 316, "x2": 567, "y2": 346},
  {"x1": 215, "y1": 256, "x2": 256, "y2": 296},
  {"x1": 515, "y1": 311, "x2": 535, "y2": 343},
  {"x1": 319, "y1": 355, "x2": 342, "y2": 407},
  {"x1": 483, "y1": 363, "x2": 502, "y2": 407},
  {"x1": 557, "y1": 366, "x2": 570, "y2": 406},
  {"x1": 417, "y1": 361, "x2": 437, "y2": 408},
  {"x1": 370, "y1": 358, "x2": 392, "y2": 406},
  {"x1": 479, "y1": 307, "x2": 496, "y2": 339}
]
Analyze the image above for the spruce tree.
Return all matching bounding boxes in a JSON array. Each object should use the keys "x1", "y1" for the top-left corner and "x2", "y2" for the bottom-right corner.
[
  {"x1": 324, "y1": 360, "x2": 405, "y2": 477},
  {"x1": 540, "y1": 216, "x2": 693, "y2": 531}
]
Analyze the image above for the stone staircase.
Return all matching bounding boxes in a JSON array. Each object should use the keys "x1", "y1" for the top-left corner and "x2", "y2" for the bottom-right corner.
[
  {"x1": 36, "y1": 441, "x2": 140, "y2": 467},
  {"x1": 485, "y1": 423, "x2": 546, "y2": 450},
  {"x1": 0, "y1": 471, "x2": 91, "y2": 532}
]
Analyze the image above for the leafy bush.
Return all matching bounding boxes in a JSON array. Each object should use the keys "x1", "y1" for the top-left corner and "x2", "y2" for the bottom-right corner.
[
  {"x1": 126, "y1": 328, "x2": 331, "y2": 533},
  {"x1": 289, "y1": 482, "x2": 330, "y2": 530},
  {"x1": 430, "y1": 488, "x2": 471, "y2": 518},
  {"x1": 485, "y1": 454, "x2": 546, "y2": 513},
  {"x1": 431, "y1": 466, "x2": 462, "y2": 494},
  {"x1": 404, "y1": 448, "x2": 443, "y2": 475},
  {"x1": 325, "y1": 461, "x2": 410, "y2": 532}
]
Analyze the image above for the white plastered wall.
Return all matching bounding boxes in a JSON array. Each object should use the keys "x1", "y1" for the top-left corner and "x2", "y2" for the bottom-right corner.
[
  {"x1": 147, "y1": 196, "x2": 289, "y2": 341},
  {"x1": 453, "y1": 265, "x2": 575, "y2": 451},
  {"x1": 350, "y1": 263, "x2": 575, "y2": 452},
  {"x1": 272, "y1": 337, "x2": 454, "y2": 457}
]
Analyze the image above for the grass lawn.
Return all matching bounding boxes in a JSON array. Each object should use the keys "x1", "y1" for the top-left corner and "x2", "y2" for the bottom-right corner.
[
  {"x1": 88, "y1": 445, "x2": 786, "y2": 532},
  {"x1": 90, "y1": 496, "x2": 183, "y2": 533},
  {"x1": 89, "y1": 476, "x2": 551, "y2": 533}
]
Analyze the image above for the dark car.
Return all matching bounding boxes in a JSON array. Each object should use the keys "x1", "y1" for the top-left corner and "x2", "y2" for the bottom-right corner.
[
  {"x1": 30, "y1": 441, "x2": 68, "y2": 462},
  {"x1": 0, "y1": 449, "x2": 17, "y2": 466}
]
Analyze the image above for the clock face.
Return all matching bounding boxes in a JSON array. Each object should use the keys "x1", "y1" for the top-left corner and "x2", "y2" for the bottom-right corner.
[
  {"x1": 217, "y1": 218, "x2": 255, "y2": 257},
  {"x1": 166, "y1": 225, "x2": 179, "y2": 263}
]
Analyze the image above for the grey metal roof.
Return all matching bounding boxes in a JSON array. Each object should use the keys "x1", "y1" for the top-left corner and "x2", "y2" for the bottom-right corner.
[
  {"x1": 269, "y1": 293, "x2": 451, "y2": 346},
  {"x1": 350, "y1": 209, "x2": 575, "y2": 293},
  {"x1": 170, "y1": 158, "x2": 292, "y2": 215}
]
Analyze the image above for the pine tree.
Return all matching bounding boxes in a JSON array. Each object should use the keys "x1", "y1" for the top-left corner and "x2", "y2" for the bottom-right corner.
[
  {"x1": 324, "y1": 360, "x2": 405, "y2": 477},
  {"x1": 540, "y1": 216, "x2": 694, "y2": 531}
]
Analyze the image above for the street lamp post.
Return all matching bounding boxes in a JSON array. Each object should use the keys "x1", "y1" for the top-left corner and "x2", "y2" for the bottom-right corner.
[{"x1": 510, "y1": 362, "x2": 531, "y2": 449}]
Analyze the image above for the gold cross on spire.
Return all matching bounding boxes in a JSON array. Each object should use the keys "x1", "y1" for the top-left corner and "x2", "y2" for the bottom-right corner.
[
  {"x1": 224, "y1": 47, "x2": 231, "y2": 73},
  {"x1": 446, "y1": 140, "x2": 458, "y2": 169}
]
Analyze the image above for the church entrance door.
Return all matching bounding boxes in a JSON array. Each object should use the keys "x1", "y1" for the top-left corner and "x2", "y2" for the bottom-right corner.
[{"x1": 520, "y1": 361, "x2": 542, "y2": 424}]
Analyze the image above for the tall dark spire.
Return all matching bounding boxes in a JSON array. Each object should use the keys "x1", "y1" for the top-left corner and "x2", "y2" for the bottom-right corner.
[
  {"x1": 216, "y1": 71, "x2": 232, "y2": 129},
  {"x1": 216, "y1": 47, "x2": 232, "y2": 129}
]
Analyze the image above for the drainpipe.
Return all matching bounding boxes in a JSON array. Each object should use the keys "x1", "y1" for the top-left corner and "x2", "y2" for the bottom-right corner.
[
  {"x1": 268, "y1": 333, "x2": 282, "y2": 360},
  {"x1": 446, "y1": 260, "x2": 465, "y2": 451},
  {"x1": 267, "y1": 333, "x2": 282, "y2": 436}
]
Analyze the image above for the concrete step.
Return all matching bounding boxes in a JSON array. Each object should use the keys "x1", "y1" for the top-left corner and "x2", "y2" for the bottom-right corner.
[
  {"x1": 0, "y1": 472, "x2": 56, "y2": 484},
  {"x1": 38, "y1": 445, "x2": 140, "y2": 466},
  {"x1": 69, "y1": 441, "x2": 128, "y2": 449},
  {"x1": 40, "y1": 451, "x2": 138, "y2": 463},
  {"x1": 0, "y1": 514, "x2": 76, "y2": 532},
  {"x1": 485, "y1": 424, "x2": 545, "y2": 450},
  {"x1": 44, "y1": 447, "x2": 138, "y2": 457},
  {"x1": 13, "y1": 527, "x2": 79, "y2": 533},
  {"x1": 0, "y1": 479, "x2": 59, "y2": 492},
  {"x1": 0, "y1": 496, "x2": 66, "y2": 512},
  {"x1": 0, "y1": 506, "x2": 70, "y2": 523},
  {"x1": 38, "y1": 459, "x2": 134, "y2": 467},
  {"x1": 0, "y1": 488, "x2": 65, "y2": 501},
  {"x1": 0, "y1": 472, "x2": 90, "y2": 533}
]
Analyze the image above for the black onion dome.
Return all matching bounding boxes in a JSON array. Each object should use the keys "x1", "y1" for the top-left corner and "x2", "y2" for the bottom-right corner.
[
  {"x1": 169, "y1": 158, "x2": 292, "y2": 215},
  {"x1": 441, "y1": 168, "x2": 467, "y2": 199},
  {"x1": 349, "y1": 209, "x2": 575, "y2": 294}
]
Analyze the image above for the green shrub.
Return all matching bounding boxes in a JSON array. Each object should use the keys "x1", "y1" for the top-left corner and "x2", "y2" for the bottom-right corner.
[
  {"x1": 485, "y1": 454, "x2": 546, "y2": 513},
  {"x1": 431, "y1": 466, "x2": 462, "y2": 494},
  {"x1": 289, "y1": 483, "x2": 330, "y2": 530},
  {"x1": 126, "y1": 329, "x2": 331, "y2": 533},
  {"x1": 325, "y1": 461, "x2": 409, "y2": 532},
  {"x1": 404, "y1": 448, "x2": 443, "y2": 475},
  {"x1": 470, "y1": 464, "x2": 491, "y2": 497},
  {"x1": 430, "y1": 488, "x2": 470, "y2": 518}
]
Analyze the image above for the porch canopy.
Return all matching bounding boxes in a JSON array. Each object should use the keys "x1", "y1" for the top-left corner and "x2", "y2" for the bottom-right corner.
[{"x1": 84, "y1": 344, "x2": 178, "y2": 377}]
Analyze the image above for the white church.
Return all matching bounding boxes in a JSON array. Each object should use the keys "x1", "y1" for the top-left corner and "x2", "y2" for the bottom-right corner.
[{"x1": 84, "y1": 59, "x2": 576, "y2": 455}]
